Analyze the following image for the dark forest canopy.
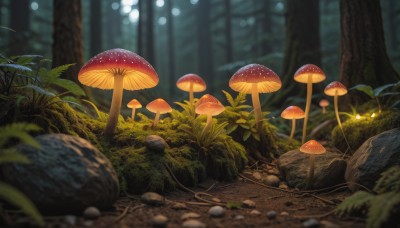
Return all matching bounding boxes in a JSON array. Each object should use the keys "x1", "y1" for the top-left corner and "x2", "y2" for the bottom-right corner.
[{"x1": 1, "y1": 0, "x2": 399, "y2": 108}]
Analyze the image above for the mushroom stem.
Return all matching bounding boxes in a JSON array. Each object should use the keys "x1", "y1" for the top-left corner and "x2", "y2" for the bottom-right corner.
[
  {"x1": 333, "y1": 93, "x2": 342, "y2": 129},
  {"x1": 131, "y1": 108, "x2": 136, "y2": 121},
  {"x1": 322, "y1": 107, "x2": 326, "y2": 114},
  {"x1": 251, "y1": 83, "x2": 263, "y2": 133},
  {"x1": 202, "y1": 114, "x2": 213, "y2": 135},
  {"x1": 104, "y1": 74, "x2": 124, "y2": 137},
  {"x1": 153, "y1": 111, "x2": 160, "y2": 129},
  {"x1": 307, "y1": 154, "x2": 315, "y2": 188},
  {"x1": 189, "y1": 82, "x2": 194, "y2": 106},
  {"x1": 288, "y1": 119, "x2": 296, "y2": 144},
  {"x1": 301, "y1": 75, "x2": 312, "y2": 144}
]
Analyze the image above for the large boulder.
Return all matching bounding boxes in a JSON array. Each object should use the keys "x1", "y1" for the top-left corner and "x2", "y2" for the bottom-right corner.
[
  {"x1": 1, "y1": 134, "x2": 119, "y2": 213},
  {"x1": 345, "y1": 128, "x2": 400, "y2": 191},
  {"x1": 278, "y1": 149, "x2": 346, "y2": 189}
]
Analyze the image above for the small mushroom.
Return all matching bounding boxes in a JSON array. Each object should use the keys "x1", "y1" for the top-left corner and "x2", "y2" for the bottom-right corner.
[
  {"x1": 319, "y1": 99, "x2": 329, "y2": 114},
  {"x1": 299, "y1": 140, "x2": 326, "y2": 188},
  {"x1": 195, "y1": 94, "x2": 225, "y2": 135},
  {"x1": 294, "y1": 64, "x2": 326, "y2": 144},
  {"x1": 176, "y1": 73, "x2": 207, "y2": 106},
  {"x1": 229, "y1": 64, "x2": 281, "y2": 132},
  {"x1": 146, "y1": 98, "x2": 172, "y2": 129},
  {"x1": 281, "y1": 106, "x2": 305, "y2": 144},
  {"x1": 127, "y1": 99, "x2": 142, "y2": 121},
  {"x1": 324, "y1": 81, "x2": 348, "y2": 129},
  {"x1": 78, "y1": 48, "x2": 158, "y2": 137}
]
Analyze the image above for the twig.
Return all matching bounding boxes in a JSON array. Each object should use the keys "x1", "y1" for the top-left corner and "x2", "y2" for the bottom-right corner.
[
  {"x1": 109, "y1": 202, "x2": 143, "y2": 226},
  {"x1": 292, "y1": 210, "x2": 334, "y2": 219},
  {"x1": 205, "y1": 182, "x2": 218, "y2": 192},
  {"x1": 239, "y1": 174, "x2": 294, "y2": 194},
  {"x1": 194, "y1": 192, "x2": 225, "y2": 206},
  {"x1": 298, "y1": 193, "x2": 336, "y2": 205}
]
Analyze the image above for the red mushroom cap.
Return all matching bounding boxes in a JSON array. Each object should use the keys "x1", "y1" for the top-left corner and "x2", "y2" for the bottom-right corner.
[
  {"x1": 294, "y1": 64, "x2": 326, "y2": 84},
  {"x1": 300, "y1": 140, "x2": 326, "y2": 155},
  {"x1": 324, "y1": 81, "x2": 348, "y2": 96},
  {"x1": 319, "y1": 99, "x2": 329, "y2": 107},
  {"x1": 281, "y1": 106, "x2": 305, "y2": 120},
  {"x1": 176, "y1": 74, "x2": 207, "y2": 92},
  {"x1": 78, "y1": 48, "x2": 159, "y2": 90},
  {"x1": 195, "y1": 94, "x2": 225, "y2": 116},
  {"x1": 229, "y1": 64, "x2": 282, "y2": 94},
  {"x1": 146, "y1": 98, "x2": 172, "y2": 114},
  {"x1": 127, "y1": 99, "x2": 142, "y2": 109}
]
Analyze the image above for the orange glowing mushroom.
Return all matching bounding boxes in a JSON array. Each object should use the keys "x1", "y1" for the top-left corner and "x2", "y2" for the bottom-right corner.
[
  {"x1": 127, "y1": 99, "x2": 142, "y2": 121},
  {"x1": 146, "y1": 98, "x2": 172, "y2": 129},
  {"x1": 281, "y1": 106, "x2": 305, "y2": 144},
  {"x1": 176, "y1": 73, "x2": 207, "y2": 106},
  {"x1": 319, "y1": 99, "x2": 329, "y2": 114},
  {"x1": 195, "y1": 94, "x2": 225, "y2": 135},
  {"x1": 300, "y1": 140, "x2": 326, "y2": 188}
]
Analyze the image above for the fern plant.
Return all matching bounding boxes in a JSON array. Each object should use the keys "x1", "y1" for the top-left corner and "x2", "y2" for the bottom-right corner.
[
  {"x1": 0, "y1": 123, "x2": 44, "y2": 226},
  {"x1": 335, "y1": 166, "x2": 400, "y2": 228}
]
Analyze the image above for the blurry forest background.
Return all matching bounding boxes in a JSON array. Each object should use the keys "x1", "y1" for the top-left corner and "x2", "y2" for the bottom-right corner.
[{"x1": 1, "y1": 0, "x2": 399, "y2": 114}]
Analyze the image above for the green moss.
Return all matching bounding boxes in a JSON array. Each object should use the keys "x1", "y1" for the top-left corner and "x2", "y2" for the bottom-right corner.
[{"x1": 332, "y1": 111, "x2": 400, "y2": 153}]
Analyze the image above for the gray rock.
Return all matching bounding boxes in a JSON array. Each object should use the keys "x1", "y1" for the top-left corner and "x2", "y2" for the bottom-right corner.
[
  {"x1": 252, "y1": 171, "x2": 262, "y2": 180},
  {"x1": 278, "y1": 149, "x2": 346, "y2": 189},
  {"x1": 1, "y1": 134, "x2": 119, "y2": 213},
  {"x1": 172, "y1": 202, "x2": 187, "y2": 210},
  {"x1": 181, "y1": 212, "x2": 201, "y2": 220},
  {"x1": 267, "y1": 210, "x2": 277, "y2": 220},
  {"x1": 182, "y1": 219, "x2": 206, "y2": 228},
  {"x1": 303, "y1": 218, "x2": 320, "y2": 228},
  {"x1": 141, "y1": 192, "x2": 165, "y2": 206},
  {"x1": 242, "y1": 199, "x2": 256, "y2": 208},
  {"x1": 145, "y1": 135, "x2": 167, "y2": 153},
  {"x1": 249, "y1": 210, "x2": 261, "y2": 215},
  {"x1": 345, "y1": 128, "x2": 400, "y2": 191},
  {"x1": 151, "y1": 214, "x2": 168, "y2": 227},
  {"x1": 64, "y1": 215, "x2": 77, "y2": 225},
  {"x1": 262, "y1": 175, "x2": 280, "y2": 187},
  {"x1": 234, "y1": 215, "x2": 245, "y2": 220},
  {"x1": 208, "y1": 206, "x2": 225, "y2": 218},
  {"x1": 83, "y1": 207, "x2": 101, "y2": 220}
]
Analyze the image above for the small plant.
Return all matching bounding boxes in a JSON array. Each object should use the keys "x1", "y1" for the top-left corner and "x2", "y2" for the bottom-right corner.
[
  {"x1": 335, "y1": 166, "x2": 400, "y2": 228},
  {"x1": 0, "y1": 123, "x2": 44, "y2": 226}
]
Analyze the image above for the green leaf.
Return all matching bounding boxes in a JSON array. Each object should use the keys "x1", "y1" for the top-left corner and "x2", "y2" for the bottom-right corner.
[
  {"x1": 226, "y1": 124, "x2": 238, "y2": 134},
  {"x1": 222, "y1": 90, "x2": 235, "y2": 106},
  {"x1": 236, "y1": 105, "x2": 252, "y2": 110},
  {"x1": 373, "y1": 83, "x2": 397, "y2": 97},
  {"x1": 52, "y1": 78, "x2": 85, "y2": 96},
  {"x1": 251, "y1": 133, "x2": 260, "y2": 141},
  {"x1": 0, "y1": 182, "x2": 44, "y2": 226},
  {"x1": 226, "y1": 201, "x2": 242, "y2": 209},
  {"x1": 23, "y1": 84, "x2": 56, "y2": 97},
  {"x1": 0, "y1": 150, "x2": 30, "y2": 164},
  {"x1": 350, "y1": 84, "x2": 374, "y2": 98},
  {"x1": 0, "y1": 123, "x2": 41, "y2": 148},
  {"x1": 367, "y1": 192, "x2": 400, "y2": 228},
  {"x1": 0, "y1": 63, "x2": 32, "y2": 72},
  {"x1": 236, "y1": 119, "x2": 247, "y2": 124},
  {"x1": 243, "y1": 130, "x2": 251, "y2": 141},
  {"x1": 335, "y1": 191, "x2": 374, "y2": 217},
  {"x1": 240, "y1": 124, "x2": 250, "y2": 130}
]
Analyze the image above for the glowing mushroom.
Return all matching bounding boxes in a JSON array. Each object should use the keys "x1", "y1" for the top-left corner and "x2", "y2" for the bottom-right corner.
[
  {"x1": 299, "y1": 140, "x2": 326, "y2": 188},
  {"x1": 127, "y1": 99, "x2": 142, "y2": 121},
  {"x1": 195, "y1": 94, "x2": 225, "y2": 135},
  {"x1": 294, "y1": 64, "x2": 326, "y2": 144},
  {"x1": 229, "y1": 64, "x2": 282, "y2": 132},
  {"x1": 324, "y1": 81, "x2": 348, "y2": 129},
  {"x1": 281, "y1": 106, "x2": 305, "y2": 144},
  {"x1": 176, "y1": 73, "x2": 207, "y2": 106},
  {"x1": 146, "y1": 98, "x2": 172, "y2": 129},
  {"x1": 78, "y1": 48, "x2": 158, "y2": 137},
  {"x1": 319, "y1": 99, "x2": 329, "y2": 114}
]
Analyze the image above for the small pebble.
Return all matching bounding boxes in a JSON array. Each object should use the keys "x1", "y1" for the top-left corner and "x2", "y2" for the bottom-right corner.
[
  {"x1": 181, "y1": 212, "x2": 201, "y2": 220},
  {"x1": 211, "y1": 198, "x2": 221, "y2": 203},
  {"x1": 234, "y1": 215, "x2": 245, "y2": 220},
  {"x1": 279, "y1": 182, "x2": 289, "y2": 189},
  {"x1": 267, "y1": 210, "x2": 277, "y2": 220},
  {"x1": 252, "y1": 172, "x2": 262, "y2": 180},
  {"x1": 303, "y1": 218, "x2": 320, "y2": 228},
  {"x1": 64, "y1": 215, "x2": 77, "y2": 225},
  {"x1": 268, "y1": 168, "x2": 280, "y2": 175},
  {"x1": 242, "y1": 199, "x2": 256, "y2": 208},
  {"x1": 172, "y1": 202, "x2": 187, "y2": 210},
  {"x1": 208, "y1": 206, "x2": 225, "y2": 218},
  {"x1": 280, "y1": 211, "x2": 289, "y2": 216},
  {"x1": 151, "y1": 214, "x2": 168, "y2": 228},
  {"x1": 262, "y1": 175, "x2": 280, "y2": 187},
  {"x1": 249, "y1": 209, "x2": 261, "y2": 215},
  {"x1": 83, "y1": 207, "x2": 101, "y2": 220},
  {"x1": 141, "y1": 192, "x2": 165, "y2": 206},
  {"x1": 182, "y1": 219, "x2": 206, "y2": 228}
]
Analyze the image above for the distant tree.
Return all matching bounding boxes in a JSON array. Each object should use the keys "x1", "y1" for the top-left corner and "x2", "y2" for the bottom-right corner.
[
  {"x1": 144, "y1": 0, "x2": 155, "y2": 66},
  {"x1": 261, "y1": 0, "x2": 272, "y2": 55},
  {"x1": 89, "y1": 0, "x2": 102, "y2": 56},
  {"x1": 106, "y1": 1, "x2": 122, "y2": 49},
  {"x1": 137, "y1": 0, "x2": 143, "y2": 56},
  {"x1": 340, "y1": 0, "x2": 399, "y2": 102},
  {"x1": 8, "y1": 0, "x2": 30, "y2": 55},
  {"x1": 166, "y1": 0, "x2": 175, "y2": 97},
  {"x1": 278, "y1": 0, "x2": 321, "y2": 103},
  {"x1": 387, "y1": 0, "x2": 398, "y2": 50},
  {"x1": 224, "y1": 0, "x2": 233, "y2": 65}
]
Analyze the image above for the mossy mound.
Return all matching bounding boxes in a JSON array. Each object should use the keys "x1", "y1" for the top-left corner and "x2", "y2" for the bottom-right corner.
[{"x1": 332, "y1": 110, "x2": 400, "y2": 153}]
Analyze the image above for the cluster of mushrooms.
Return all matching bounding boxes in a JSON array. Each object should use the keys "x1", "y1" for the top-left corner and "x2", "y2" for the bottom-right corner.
[{"x1": 78, "y1": 48, "x2": 350, "y2": 187}]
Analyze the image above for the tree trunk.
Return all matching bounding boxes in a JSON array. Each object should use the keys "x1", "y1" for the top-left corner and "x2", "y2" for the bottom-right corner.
[
  {"x1": 197, "y1": 0, "x2": 214, "y2": 93},
  {"x1": 90, "y1": 0, "x2": 102, "y2": 56},
  {"x1": 137, "y1": 0, "x2": 143, "y2": 55},
  {"x1": 340, "y1": 0, "x2": 399, "y2": 102},
  {"x1": 261, "y1": 0, "x2": 272, "y2": 55},
  {"x1": 277, "y1": 0, "x2": 321, "y2": 105},
  {"x1": 52, "y1": 0, "x2": 83, "y2": 84},
  {"x1": 224, "y1": 0, "x2": 233, "y2": 65},
  {"x1": 166, "y1": 0, "x2": 175, "y2": 97},
  {"x1": 106, "y1": 2, "x2": 122, "y2": 49},
  {"x1": 9, "y1": 0, "x2": 30, "y2": 55},
  {"x1": 387, "y1": 0, "x2": 397, "y2": 50},
  {"x1": 144, "y1": 0, "x2": 155, "y2": 66}
]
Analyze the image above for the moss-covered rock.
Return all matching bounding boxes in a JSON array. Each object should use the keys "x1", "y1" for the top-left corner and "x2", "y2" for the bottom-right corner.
[{"x1": 332, "y1": 111, "x2": 400, "y2": 153}]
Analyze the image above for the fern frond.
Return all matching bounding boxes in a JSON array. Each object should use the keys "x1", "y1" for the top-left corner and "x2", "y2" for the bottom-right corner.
[
  {"x1": 335, "y1": 191, "x2": 374, "y2": 217},
  {"x1": 374, "y1": 166, "x2": 400, "y2": 194},
  {"x1": 222, "y1": 90, "x2": 235, "y2": 106},
  {"x1": 0, "y1": 123, "x2": 41, "y2": 148},
  {"x1": 366, "y1": 192, "x2": 400, "y2": 228}
]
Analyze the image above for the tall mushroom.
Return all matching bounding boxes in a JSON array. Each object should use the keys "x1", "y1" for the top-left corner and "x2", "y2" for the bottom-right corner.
[
  {"x1": 195, "y1": 94, "x2": 225, "y2": 135},
  {"x1": 281, "y1": 106, "x2": 305, "y2": 144},
  {"x1": 319, "y1": 99, "x2": 329, "y2": 114},
  {"x1": 146, "y1": 98, "x2": 172, "y2": 129},
  {"x1": 176, "y1": 73, "x2": 207, "y2": 106},
  {"x1": 294, "y1": 64, "x2": 326, "y2": 144},
  {"x1": 78, "y1": 48, "x2": 158, "y2": 137},
  {"x1": 299, "y1": 140, "x2": 326, "y2": 188},
  {"x1": 229, "y1": 64, "x2": 282, "y2": 132},
  {"x1": 127, "y1": 99, "x2": 142, "y2": 121}
]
